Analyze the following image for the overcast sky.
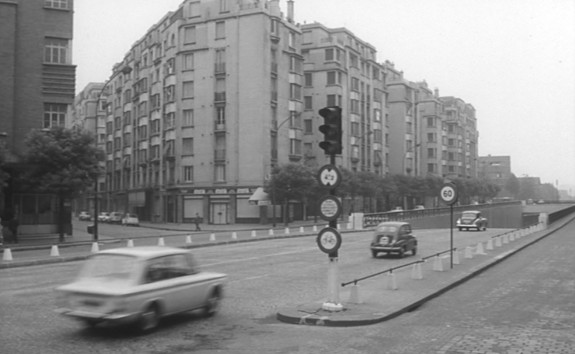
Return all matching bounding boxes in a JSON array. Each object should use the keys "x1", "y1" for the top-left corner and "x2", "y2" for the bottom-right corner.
[{"x1": 73, "y1": 0, "x2": 575, "y2": 193}]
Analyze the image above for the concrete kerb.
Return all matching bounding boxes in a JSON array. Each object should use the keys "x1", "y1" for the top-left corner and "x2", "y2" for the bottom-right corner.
[{"x1": 276, "y1": 215, "x2": 575, "y2": 327}]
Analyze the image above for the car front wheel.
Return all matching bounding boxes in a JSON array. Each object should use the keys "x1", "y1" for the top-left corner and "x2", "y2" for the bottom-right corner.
[
  {"x1": 371, "y1": 250, "x2": 378, "y2": 258},
  {"x1": 412, "y1": 246, "x2": 417, "y2": 256}
]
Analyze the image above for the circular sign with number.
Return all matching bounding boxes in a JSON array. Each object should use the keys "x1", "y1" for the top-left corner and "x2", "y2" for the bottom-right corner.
[
  {"x1": 440, "y1": 183, "x2": 458, "y2": 205},
  {"x1": 317, "y1": 164, "x2": 341, "y2": 189},
  {"x1": 319, "y1": 195, "x2": 342, "y2": 221},
  {"x1": 316, "y1": 227, "x2": 342, "y2": 254}
]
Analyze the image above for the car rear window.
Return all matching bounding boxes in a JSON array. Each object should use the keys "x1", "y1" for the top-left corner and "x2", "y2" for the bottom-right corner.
[
  {"x1": 376, "y1": 225, "x2": 398, "y2": 233},
  {"x1": 78, "y1": 254, "x2": 138, "y2": 281}
]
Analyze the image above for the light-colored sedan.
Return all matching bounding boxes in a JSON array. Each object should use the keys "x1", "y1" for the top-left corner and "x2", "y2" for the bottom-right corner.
[
  {"x1": 55, "y1": 246, "x2": 227, "y2": 332},
  {"x1": 122, "y1": 213, "x2": 140, "y2": 226}
]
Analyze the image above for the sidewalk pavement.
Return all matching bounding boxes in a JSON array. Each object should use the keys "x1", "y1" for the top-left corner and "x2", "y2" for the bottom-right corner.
[{"x1": 276, "y1": 214, "x2": 575, "y2": 327}]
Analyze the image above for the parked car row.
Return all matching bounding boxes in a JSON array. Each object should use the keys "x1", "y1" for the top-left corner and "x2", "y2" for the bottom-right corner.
[{"x1": 97, "y1": 211, "x2": 140, "y2": 226}]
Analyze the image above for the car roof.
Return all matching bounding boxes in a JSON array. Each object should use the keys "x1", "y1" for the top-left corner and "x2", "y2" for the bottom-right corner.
[{"x1": 93, "y1": 246, "x2": 190, "y2": 259}]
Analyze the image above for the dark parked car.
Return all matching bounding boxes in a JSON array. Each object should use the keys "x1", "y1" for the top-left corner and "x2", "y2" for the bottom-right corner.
[
  {"x1": 370, "y1": 221, "x2": 418, "y2": 258},
  {"x1": 456, "y1": 210, "x2": 488, "y2": 231}
]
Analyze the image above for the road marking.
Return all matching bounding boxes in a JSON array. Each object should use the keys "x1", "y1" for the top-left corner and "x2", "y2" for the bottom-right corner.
[
  {"x1": 228, "y1": 275, "x2": 269, "y2": 284},
  {"x1": 204, "y1": 248, "x2": 318, "y2": 267}
]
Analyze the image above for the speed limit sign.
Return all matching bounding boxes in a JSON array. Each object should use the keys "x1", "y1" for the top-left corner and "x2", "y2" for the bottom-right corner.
[{"x1": 440, "y1": 183, "x2": 458, "y2": 205}]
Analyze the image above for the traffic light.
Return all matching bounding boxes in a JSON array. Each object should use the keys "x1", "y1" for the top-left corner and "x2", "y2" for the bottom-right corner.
[{"x1": 318, "y1": 106, "x2": 342, "y2": 155}]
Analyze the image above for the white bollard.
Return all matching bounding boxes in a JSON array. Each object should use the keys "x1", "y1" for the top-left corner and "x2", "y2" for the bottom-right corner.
[
  {"x1": 210, "y1": 233, "x2": 216, "y2": 242},
  {"x1": 2, "y1": 248, "x2": 13, "y2": 261},
  {"x1": 158, "y1": 237, "x2": 165, "y2": 246},
  {"x1": 387, "y1": 272, "x2": 398, "y2": 290},
  {"x1": 299, "y1": 226, "x2": 304, "y2": 233},
  {"x1": 231, "y1": 232, "x2": 238, "y2": 240},
  {"x1": 127, "y1": 239, "x2": 134, "y2": 247},
  {"x1": 313, "y1": 225, "x2": 318, "y2": 232},
  {"x1": 476, "y1": 242, "x2": 486, "y2": 255},
  {"x1": 433, "y1": 256, "x2": 444, "y2": 272},
  {"x1": 251, "y1": 230, "x2": 257, "y2": 238},
  {"x1": 50, "y1": 245, "x2": 60, "y2": 257},
  {"x1": 269, "y1": 229, "x2": 274, "y2": 236},
  {"x1": 284, "y1": 228, "x2": 290, "y2": 235},
  {"x1": 185, "y1": 235, "x2": 192, "y2": 244},
  {"x1": 91, "y1": 242, "x2": 99, "y2": 253},
  {"x1": 348, "y1": 284, "x2": 362, "y2": 304},
  {"x1": 502, "y1": 234, "x2": 509, "y2": 244},
  {"x1": 494, "y1": 236, "x2": 502, "y2": 247},
  {"x1": 464, "y1": 246, "x2": 473, "y2": 259},
  {"x1": 509, "y1": 233, "x2": 515, "y2": 242},
  {"x1": 486, "y1": 238, "x2": 494, "y2": 251},
  {"x1": 411, "y1": 262, "x2": 423, "y2": 280},
  {"x1": 452, "y1": 250, "x2": 460, "y2": 265}
]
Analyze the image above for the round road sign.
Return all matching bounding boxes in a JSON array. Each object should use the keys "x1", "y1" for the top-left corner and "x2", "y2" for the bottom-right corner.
[
  {"x1": 317, "y1": 164, "x2": 341, "y2": 189},
  {"x1": 319, "y1": 195, "x2": 342, "y2": 221},
  {"x1": 440, "y1": 183, "x2": 458, "y2": 205},
  {"x1": 316, "y1": 227, "x2": 342, "y2": 254}
]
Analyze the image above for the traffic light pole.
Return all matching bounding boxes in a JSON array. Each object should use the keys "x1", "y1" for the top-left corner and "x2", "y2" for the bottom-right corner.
[{"x1": 324, "y1": 153, "x2": 342, "y2": 311}]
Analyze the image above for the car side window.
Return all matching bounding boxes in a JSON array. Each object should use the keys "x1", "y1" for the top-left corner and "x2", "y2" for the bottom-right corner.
[
  {"x1": 399, "y1": 225, "x2": 411, "y2": 236},
  {"x1": 145, "y1": 257, "x2": 169, "y2": 283}
]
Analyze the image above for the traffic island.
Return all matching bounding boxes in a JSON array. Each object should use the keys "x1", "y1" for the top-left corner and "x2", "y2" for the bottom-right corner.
[{"x1": 276, "y1": 302, "x2": 390, "y2": 327}]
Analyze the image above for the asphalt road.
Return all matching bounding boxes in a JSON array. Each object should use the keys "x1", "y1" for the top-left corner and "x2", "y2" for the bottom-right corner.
[{"x1": 1, "y1": 222, "x2": 573, "y2": 353}]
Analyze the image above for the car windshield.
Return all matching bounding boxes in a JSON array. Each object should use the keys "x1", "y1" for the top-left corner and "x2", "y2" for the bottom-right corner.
[
  {"x1": 462, "y1": 213, "x2": 478, "y2": 219},
  {"x1": 77, "y1": 254, "x2": 139, "y2": 281}
]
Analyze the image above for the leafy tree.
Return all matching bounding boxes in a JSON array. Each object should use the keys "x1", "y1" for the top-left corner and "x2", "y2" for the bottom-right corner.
[
  {"x1": 505, "y1": 174, "x2": 520, "y2": 198},
  {"x1": 264, "y1": 163, "x2": 317, "y2": 226},
  {"x1": 20, "y1": 127, "x2": 104, "y2": 242}
]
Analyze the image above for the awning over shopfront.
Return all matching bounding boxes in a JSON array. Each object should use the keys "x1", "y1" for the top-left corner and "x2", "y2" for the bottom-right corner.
[{"x1": 248, "y1": 187, "x2": 270, "y2": 206}]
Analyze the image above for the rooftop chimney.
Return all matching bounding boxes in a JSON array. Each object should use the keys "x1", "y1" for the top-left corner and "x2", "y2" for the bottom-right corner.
[{"x1": 287, "y1": 0, "x2": 294, "y2": 23}]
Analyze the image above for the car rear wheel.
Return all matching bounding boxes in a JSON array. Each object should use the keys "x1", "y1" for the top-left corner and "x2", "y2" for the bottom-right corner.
[
  {"x1": 204, "y1": 289, "x2": 221, "y2": 317},
  {"x1": 137, "y1": 304, "x2": 160, "y2": 333}
]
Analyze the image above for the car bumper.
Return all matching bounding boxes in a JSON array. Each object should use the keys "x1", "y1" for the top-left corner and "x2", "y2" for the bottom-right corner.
[
  {"x1": 370, "y1": 245, "x2": 402, "y2": 252},
  {"x1": 55, "y1": 308, "x2": 139, "y2": 324}
]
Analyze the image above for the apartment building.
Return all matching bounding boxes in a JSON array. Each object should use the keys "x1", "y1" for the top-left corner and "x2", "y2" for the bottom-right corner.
[
  {"x1": 416, "y1": 82, "x2": 446, "y2": 177},
  {"x1": 441, "y1": 96, "x2": 478, "y2": 179},
  {"x1": 385, "y1": 63, "x2": 420, "y2": 176},
  {"x1": 0, "y1": 0, "x2": 75, "y2": 235},
  {"x1": 300, "y1": 23, "x2": 388, "y2": 175},
  {"x1": 96, "y1": 0, "x2": 302, "y2": 224},
  {"x1": 71, "y1": 82, "x2": 108, "y2": 213}
]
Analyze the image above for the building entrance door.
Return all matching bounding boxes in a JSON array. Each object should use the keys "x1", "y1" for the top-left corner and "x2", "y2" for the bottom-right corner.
[{"x1": 210, "y1": 202, "x2": 228, "y2": 224}]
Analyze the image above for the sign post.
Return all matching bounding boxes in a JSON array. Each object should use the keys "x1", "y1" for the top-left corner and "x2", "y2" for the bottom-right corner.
[
  {"x1": 440, "y1": 182, "x2": 458, "y2": 269},
  {"x1": 316, "y1": 106, "x2": 344, "y2": 311}
]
